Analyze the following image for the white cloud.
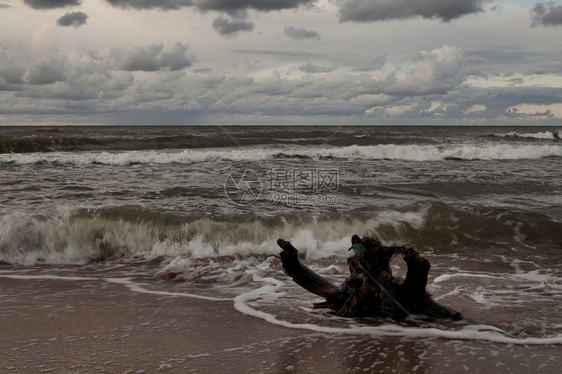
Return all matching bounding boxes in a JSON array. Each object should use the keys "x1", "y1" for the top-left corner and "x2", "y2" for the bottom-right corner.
[
  {"x1": 386, "y1": 45, "x2": 466, "y2": 96},
  {"x1": 507, "y1": 103, "x2": 562, "y2": 118},
  {"x1": 384, "y1": 104, "x2": 415, "y2": 116},
  {"x1": 464, "y1": 104, "x2": 486, "y2": 114}
]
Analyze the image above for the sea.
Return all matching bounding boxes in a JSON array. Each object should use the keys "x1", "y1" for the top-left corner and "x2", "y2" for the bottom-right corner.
[{"x1": 1, "y1": 125, "x2": 561, "y2": 347}]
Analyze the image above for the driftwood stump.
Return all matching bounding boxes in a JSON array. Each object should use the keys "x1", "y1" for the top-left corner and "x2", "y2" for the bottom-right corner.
[{"x1": 278, "y1": 235, "x2": 462, "y2": 322}]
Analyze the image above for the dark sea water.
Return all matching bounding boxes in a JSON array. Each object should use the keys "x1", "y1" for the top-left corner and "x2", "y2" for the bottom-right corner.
[{"x1": 1, "y1": 125, "x2": 561, "y2": 346}]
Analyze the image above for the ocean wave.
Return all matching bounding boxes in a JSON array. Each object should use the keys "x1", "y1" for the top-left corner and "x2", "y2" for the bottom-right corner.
[
  {"x1": 0, "y1": 205, "x2": 427, "y2": 265},
  {"x1": 0, "y1": 133, "x2": 228, "y2": 154},
  {"x1": 0, "y1": 127, "x2": 352, "y2": 154},
  {"x1": 1, "y1": 143, "x2": 561, "y2": 165},
  {"x1": 1, "y1": 204, "x2": 560, "y2": 266},
  {"x1": 492, "y1": 130, "x2": 560, "y2": 141}
]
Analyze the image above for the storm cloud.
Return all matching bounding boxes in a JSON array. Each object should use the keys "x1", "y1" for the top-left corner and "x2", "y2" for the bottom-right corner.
[
  {"x1": 284, "y1": 26, "x2": 321, "y2": 40},
  {"x1": 195, "y1": 0, "x2": 316, "y2": 14},
  {"x1": 104, "y1": 1, "x2": 193, "y2": 10},
  {"x1": 25, "y1": 59, "x2": 67, "y2": 85},
  {"x1": 2, "y1": 49, "x2": 561, "y2": 125},
  {"x1": 56, "y1": 11, "x2": 88, "y2": 27},
  {"x1": 114, "y1": 43, "x2": 196, "y2": 71},
  {"x1": 23, "y1": 0, "x2": 81, "y2": 9},
  {"x1": 105, "y1": 0, "x2": 315, "y2": 14},
  {"x1": 212, "y1": 16, "x2": 254, "y2": 35},
  {"x1": 338, "y1": 0, "x2": 491, "y2": 23},
  {"x1": 104, "y1": 0, "x2": 316, "y2": 36},
  {"x1": 3, "y1": 0, "x2": 562, "y2": 125},
  {"x1": 532, "y1": 2, "x2": 562, "y2": 26}
]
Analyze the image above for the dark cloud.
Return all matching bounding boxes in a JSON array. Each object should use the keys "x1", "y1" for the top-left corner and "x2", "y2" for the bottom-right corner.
[
  {"x1": 104, "y1": 0, "x2": 315, "y2": 14},
  {"x1": 104, "y1": 0, "x2": 193, "y2": 10},
  {"x1": 196, "y1": 0, "x2": 316, "y2": 15},
  {"x1": 103, "y1": 0, "x2": 316, "y2": 37},
  {"x1": 532, "y1": 2, "x2": 562, "y2": 26},
  {"x1": 284, "y1": 26, "x2": 321, "y2": 40},
  {"x1": 115, "y1": 45, "x2": 164, "y2": 72},
  {"x1": 23, "y1": 0, "x2": 82, "y2": 9},
  {"x1": 0, "y1": 3, "x2": 11, "y2": 9},
  {"x1": 115, "y1": 43, "x2": 196, "y2": 71},
  {"x1": 298, "y1": 63, "x2": 334, "y2": 73},
  {"x1": 0, "y1": 67, "x2": 25, "y2": 85},
  {"x1": 0, "y1": 47, "x2": 24, "y2": 85},
  {"x1": 159, "y1": 43, "x2": 197, "y2": 70},
  {"x1": 25, "y1": 59, "x2": 66, "y2": 85},
  {"x1": 56, "y1": 11, "x2": 88, "y2": 27},
  {"x1": 338, "y1": 0, "x2": 491, "y2": 23},
  {"x1": 212, "y1": 16, "x2": 254, "y2": 35},
  {"x1": 15, "y1": 70, "x2": 135, "y2": 102}
]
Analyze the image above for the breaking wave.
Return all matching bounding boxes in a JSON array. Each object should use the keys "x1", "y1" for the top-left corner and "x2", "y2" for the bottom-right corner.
[
  {"x1": 1, "y1": 203, "x2": 560, "y2": 266},
  {"x1": 1, "y1": 143, "x2": 562, "y2": 165},
  {"x1": 492, "y1": 130, "x2": 560, "y2": 141}
]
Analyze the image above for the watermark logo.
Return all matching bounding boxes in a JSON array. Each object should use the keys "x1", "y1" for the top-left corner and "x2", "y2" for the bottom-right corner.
[
  {"x1": 225, "y1": 168, "x2": 338, "y2": 206},
  {"x1": 266, "y1": 168, "x2": 339, "y2": 192},
  {"x1": 266, "y1": 192, "x2": 337, "y2": 206},
  {"x1": 224, "y1": 169, "x2": 262, "y2": 204}
]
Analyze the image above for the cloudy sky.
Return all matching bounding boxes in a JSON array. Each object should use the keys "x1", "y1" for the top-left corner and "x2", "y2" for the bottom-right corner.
[{"x1": 1, "y1": 0, "x2": 562, "y2": 125}]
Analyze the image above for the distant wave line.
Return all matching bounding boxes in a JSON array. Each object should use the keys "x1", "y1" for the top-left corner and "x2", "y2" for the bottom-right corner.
[{"x1": 1, "y1": 143, "x2": 561, "y2": 165}]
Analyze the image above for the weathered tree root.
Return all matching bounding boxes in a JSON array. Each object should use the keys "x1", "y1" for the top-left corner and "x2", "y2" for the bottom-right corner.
[{"x1": 278, "y1": 236, "x2": 462, "y2": 322}]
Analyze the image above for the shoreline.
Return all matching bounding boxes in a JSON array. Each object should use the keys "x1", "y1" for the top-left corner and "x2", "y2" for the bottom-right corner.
[{"x1": 1, "y1": 272, "x2": 561, "y2": 373}]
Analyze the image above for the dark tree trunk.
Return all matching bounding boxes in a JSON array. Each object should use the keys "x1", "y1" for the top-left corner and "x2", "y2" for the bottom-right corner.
[{"x1": 277, "y1": 237, "x2": 462, "y2": 322}]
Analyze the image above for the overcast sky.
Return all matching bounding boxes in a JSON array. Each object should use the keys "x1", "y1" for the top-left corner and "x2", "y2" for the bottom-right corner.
[{"x1": 1, "y1": 0, "x2": 562, "y2": 125}]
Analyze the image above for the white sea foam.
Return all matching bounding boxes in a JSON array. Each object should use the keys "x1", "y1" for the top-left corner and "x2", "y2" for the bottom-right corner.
[
  {"x1": 433, "y1": 269, "x2": 562, "y2": 312},
  {"x1": 433, "y1": 273, "x2": 502, "y2": 283},
  {"x1": 469, "y1": 289, "x2": 500, "y2": 308},
  {"x1": 105, "y1": 277, "x2": 231, "y2": 302},
  {"x1": 495, "y1": 130, "x2": 560, "y2": 140},
  {"x1": 1, "y1": 143, "x2": 561, "y2": 165},
  {"x1": 233, "y1": 271, "x2": 562, "y2": 345},
  {"x1": 434, "y1": 270, "x2": 561, "y2": 288}
]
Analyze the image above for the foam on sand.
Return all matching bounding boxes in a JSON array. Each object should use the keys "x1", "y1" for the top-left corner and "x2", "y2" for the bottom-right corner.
[{"x1": 233, "y1": 272, "x2": 562, "y2": 345}]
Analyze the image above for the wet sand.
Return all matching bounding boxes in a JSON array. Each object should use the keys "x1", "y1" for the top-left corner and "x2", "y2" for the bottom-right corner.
[{"x1": 1, "y1": 274, "x2": 560, "y2": 374}]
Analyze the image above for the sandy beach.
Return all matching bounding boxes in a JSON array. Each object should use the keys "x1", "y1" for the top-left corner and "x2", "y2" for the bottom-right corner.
[{"x1": 1, "y1": 270, "x2": 560, "y2": 374}]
